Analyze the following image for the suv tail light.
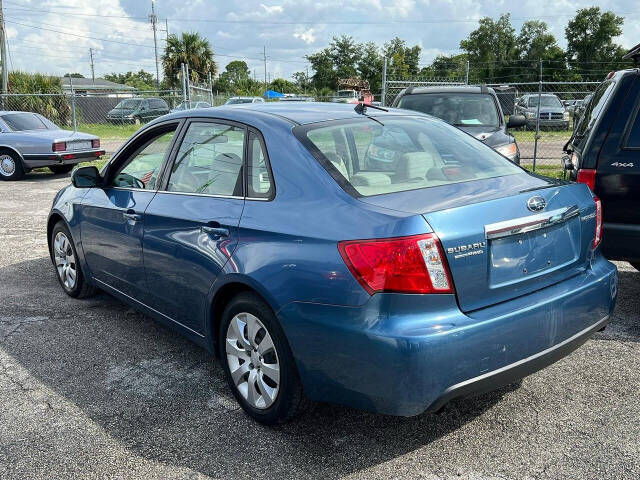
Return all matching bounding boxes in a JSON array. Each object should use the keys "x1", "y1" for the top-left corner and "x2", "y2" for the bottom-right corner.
[
  {"x1": 593, "y1": 196, "x2": 603, "y2": 248},
  {"x1": 338, "y1": 233, "x2": 454, "y2": 295},
  {"x1": 92, "y1": 139, "x2": 100, "y2": 149},
  {"x1": 52, "y1": 142, "x2": 66, "y2": 152},
  {"x1": 577, "y1": 168, "x2": 596, "y2": 191}
]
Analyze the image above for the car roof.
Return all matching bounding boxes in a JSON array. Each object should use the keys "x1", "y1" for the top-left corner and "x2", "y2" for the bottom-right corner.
[
  {"x1": 399, "y1": 85, "x2": 496, "y2": 95},
  {"x1": 161, "y1": 102, "x2": 424, "y2": 126},
  {"x1": 0, "y1": 110, "x2": 39, "y2": 115}
]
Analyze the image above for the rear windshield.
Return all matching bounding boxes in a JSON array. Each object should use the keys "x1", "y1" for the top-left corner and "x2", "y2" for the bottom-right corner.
[
  {"x1": 295, "y1": 116, "x2": 523, "y2": 197},
  {"x1": 397, "y1": 93, "x2": 500, "y2": 128},
  {"x1": 1, "y1": 113, "x2": 50, "y2": 131}
]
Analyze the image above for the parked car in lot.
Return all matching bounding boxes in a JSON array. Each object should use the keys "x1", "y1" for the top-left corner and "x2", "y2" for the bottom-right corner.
[
  {"x1": 392, "y1": 86, "x2": 525, "y2": 163},
  {"x1": 48, "y1": 103, "x2": 617, "y2": 424},
  {"x1": 170, "y1": 101, "x2": 211, "y2": 113},
  {"x1": 573, "y1": 93, "x2": 593, "y2": 127},
  {"x1": 225, "y1": 96, "x2": 265, "y2": 105},
  {"x1": 515, "y1": 93, "x2": 570, "y2": 130},
  {"x1": 106, "y1": 97, "x2": 170, "y2": 124},
  {"x1": 562, "y1": 63, "x2": 640, "y2": 271},
  {"x1": 0, "y1": 111, "x2": 104, "y2": 181}
]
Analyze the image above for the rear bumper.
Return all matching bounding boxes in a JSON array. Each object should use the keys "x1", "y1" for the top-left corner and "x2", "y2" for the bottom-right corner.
[
  {"x1": 277, "y1": 256, "x2": 617, "y2": 416},
  {"x1": 22, "y1": 150, "x2": 105, "y2": 169},
  {"x1": 602, "y1": 222, "x2": 640, "y2": 262}
]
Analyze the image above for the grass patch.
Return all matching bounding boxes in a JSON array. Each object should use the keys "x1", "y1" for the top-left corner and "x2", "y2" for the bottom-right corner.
[
  {"x1": 76, "y1": 123, "x2": 142, "y2": 140},
  {"x1": 512, "y1": 129, "x2": 572, "y2": 142},
  {"x1": 522, "y1": 163, "x2": 566, "y2": 180}
]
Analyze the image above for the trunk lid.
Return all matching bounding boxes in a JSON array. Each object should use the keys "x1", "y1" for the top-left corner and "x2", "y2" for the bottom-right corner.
[{"x1": 359, "y1": 174, "x2": 598, "y2": 312}]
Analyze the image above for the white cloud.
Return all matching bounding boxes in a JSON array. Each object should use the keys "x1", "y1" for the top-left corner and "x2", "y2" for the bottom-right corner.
[
  {"x1": 260, "y1": 3, "x2": 284, "y2": 14},
  {"x1": 294, "y1": 28, "x2": 316, "y2": 44}
]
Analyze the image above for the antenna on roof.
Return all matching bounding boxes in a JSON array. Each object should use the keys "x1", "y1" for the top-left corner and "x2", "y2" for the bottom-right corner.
[{"x1": 354, "y1": 102, "x2": 388, "y2": 114}]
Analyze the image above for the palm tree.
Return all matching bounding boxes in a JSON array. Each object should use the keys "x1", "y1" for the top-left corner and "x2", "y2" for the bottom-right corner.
[{"x1": 162, "y1": 32, "x2": 217, "y2": 87}]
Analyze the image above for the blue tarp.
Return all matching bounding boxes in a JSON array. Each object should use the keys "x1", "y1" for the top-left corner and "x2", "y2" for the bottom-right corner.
[{"x1": 263, "y1": 89, "x2": 284, "y2": 98}]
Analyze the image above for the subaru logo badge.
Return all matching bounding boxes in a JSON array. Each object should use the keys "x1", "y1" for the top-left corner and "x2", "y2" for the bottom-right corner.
[{"x1": 527, "y1": 196, "x2": 546, "y2": 212}]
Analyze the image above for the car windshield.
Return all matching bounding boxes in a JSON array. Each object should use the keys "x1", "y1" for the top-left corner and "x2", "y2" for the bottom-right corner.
[
  {"x1": 337, "y1": 90, "x2": 356, "y2": 98},
  {"x1": 1, "y1": 113, "x2": 52, "y2": 131},
  {"x1": 528, "y1": 96, "x2": 562, "y2": 108},
  {"x1": 296, "y1": 116, "x2": 523, "y2": 197},
  {"x1": 115, "y1": 99, "x2": 142, "y2": 109},
  {"x1": 397, "y1": 93, "x2": 500, "y2": 128},
  {"x1": 226, "y1": 98, "x2": 253, "y2": 104}
]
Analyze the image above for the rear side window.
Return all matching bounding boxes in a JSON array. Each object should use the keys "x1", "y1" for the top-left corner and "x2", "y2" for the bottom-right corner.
[
  {"x1": 2, "y1": 113, "x2": 48, "y2": 131},
  {"x1": 574, "y1": 80, "x2": 615, "y2": 150},
  {"x1": 296, "y1": 116, "x2": 523, "y2": 197},
  {"x1": 625, "y1": 108, "x2": 640, "y2": 149},
  {"x1": 247, "y1": 132, "x2": 274, "y2": 198}
]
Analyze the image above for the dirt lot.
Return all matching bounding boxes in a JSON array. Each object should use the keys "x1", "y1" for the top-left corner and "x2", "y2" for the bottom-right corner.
[{"x1": 1, "y1": 172, "x2": 639, "y2": 480}]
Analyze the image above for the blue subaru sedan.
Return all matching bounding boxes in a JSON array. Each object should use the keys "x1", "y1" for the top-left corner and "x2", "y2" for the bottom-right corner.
[{"x1": 48, "y1": 103, "x2": 618, "y2": 424}]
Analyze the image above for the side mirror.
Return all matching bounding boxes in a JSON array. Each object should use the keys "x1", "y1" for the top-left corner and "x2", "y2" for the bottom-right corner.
[
  {"x1": 507, "y1": 115, "x2": 526, "y2": 129},
  {"x1": 72, "y1": 166, "x2": 102, "y2": 188},
  {"x1": 561, "y1": 155, "x2": 574, "y2": 171}
]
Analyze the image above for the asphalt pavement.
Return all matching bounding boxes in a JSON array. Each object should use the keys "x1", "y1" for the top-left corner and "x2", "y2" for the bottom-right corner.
[{"x1": 1, "y1": 172, "x2": 639, "y2": 480}]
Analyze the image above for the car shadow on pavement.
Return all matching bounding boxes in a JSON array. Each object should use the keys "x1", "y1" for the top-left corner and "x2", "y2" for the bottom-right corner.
[{"x1": 2, "y1": 257, "x2": 637, "y2": 479}]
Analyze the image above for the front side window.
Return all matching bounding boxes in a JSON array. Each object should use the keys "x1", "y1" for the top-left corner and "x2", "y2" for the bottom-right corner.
[
  {"x1": 167, "y1": 122, "x2": 245, "y2": 196},
  {"x1": 397, "y1": 93, "x2": 500, "y2": 128},
  {"x1": 110, "y1": 128, "x2": 177, "y2": 189},
  {"x1": 296, "y1": 116, "x2": 523, "y2": 197},
  {"x1": 2, "y1": 113, "x2": 49, "y2": 131},
  {"x1": 625, "y1": 107, "x2": 640, "y2": 149}
]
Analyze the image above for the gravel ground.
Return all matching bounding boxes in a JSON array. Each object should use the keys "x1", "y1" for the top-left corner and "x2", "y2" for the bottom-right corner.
[{"x1": 1, "y1": 172, "x2": 639, "y2": 480}]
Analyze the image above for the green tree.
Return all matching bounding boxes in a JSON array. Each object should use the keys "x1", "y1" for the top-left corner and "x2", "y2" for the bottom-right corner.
[
  {"x1": 292, "y1": 71, "x2": 311, "y2": 92},
  {"x1": 565, "y1": 7, "x2": 627, "y2": 79},
  {"x1": 384, "y1": 37, "x2": 421, "y2": 78},
  {"x1": 460, "y1": 14, "x2": 517, "y2": 83},
  {"x1": 307, "y1": 48, "x2": 337, "y2": 90},
  {"x1": 64, "y1": 73, "x2": 84, "y2": 78},
  {"x1": 517, "y1": 21, "x2": 568, "y2": 81},
  {"x1": 357, "y1": 42, "x2": 383, "y2": 93},
  {"x1": 330, "y1": 35, "x2": 361, "y2": 80},
  {"x1": 269, "y1": 78, "x2": 299, "y2": 94},
  {"x1": 104, "y1": 70, "x2": 155, "y2": 90},
  {"x1": 162, "y1": 32, "x2": 216, "y2": 87},
  {"x1": 420, "y1": 53, "x2": 468, "y2": 80}
]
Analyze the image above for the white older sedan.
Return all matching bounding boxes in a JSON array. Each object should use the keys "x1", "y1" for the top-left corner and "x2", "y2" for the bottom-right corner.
[{"x1": 0, "y1": 111, "x2": 105, "y2": 181}]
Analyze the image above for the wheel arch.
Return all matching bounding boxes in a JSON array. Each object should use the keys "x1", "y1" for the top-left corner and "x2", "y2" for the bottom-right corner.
[
  {"x1": 208, "y1": 276, "x2": 283, "y2": 358},
  {"x1": 0, "y1": 145, "x2": 25, "y2": 161},
  {"x1": 46, "y1": 211, "x2": 69, "y2": 261}
]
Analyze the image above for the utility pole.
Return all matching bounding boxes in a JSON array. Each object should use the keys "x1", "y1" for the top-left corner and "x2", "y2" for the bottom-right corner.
[
  {"x1": 381, "y1": 57, "x2": 387, "y2": 106},
  {"x1": 89, "y1": 48, "x2": 95, "y2": 83},
  {"x1": 0, "y1": 0, "x2": 8, "y2": 95},
  {"x1": 149, "y1": 0, "x2": 160, "y2": 88},
  {"x1": 263, "y1": 46, "x2": 267, "y2": 86}
]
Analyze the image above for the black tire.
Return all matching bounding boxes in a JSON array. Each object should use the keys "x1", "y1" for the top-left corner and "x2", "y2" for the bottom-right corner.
[
  {"x1": 0, "y1": 150, "x2": 24, "y2": 181},
  {"x1": 631, "y1": 262, "x2": 640, "y2": 272},
  {"x1": 50, "y1": 221, "x2": 97, "y2": 298},
  {"x1": 49, "y1": 164, "x2": 74, "y2": 175},
  {"x1": 218, "y1": 292, "x2": 306, "y2": 425}
]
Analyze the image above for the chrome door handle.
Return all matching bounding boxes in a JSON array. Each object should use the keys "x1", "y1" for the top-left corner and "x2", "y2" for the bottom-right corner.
[
  {"x1": 123, "y1": 211, "x2": 142, "y2": 222},
  {"x1": 201, "y1": 226, "x2": 229, "y2": 237}
]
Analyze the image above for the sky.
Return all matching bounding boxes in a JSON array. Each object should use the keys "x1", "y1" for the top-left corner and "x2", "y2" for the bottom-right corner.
[{"x1": 4, "y1": 0, "x2": 640, "y2": 83}]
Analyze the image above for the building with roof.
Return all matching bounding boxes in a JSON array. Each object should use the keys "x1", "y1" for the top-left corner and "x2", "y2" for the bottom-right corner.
[{"x1": 60, "y1": 77, "x2": 136, "y2": 97}]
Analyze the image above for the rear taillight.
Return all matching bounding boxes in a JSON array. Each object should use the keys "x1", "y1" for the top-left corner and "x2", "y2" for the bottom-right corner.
[
  {"x1": 92, "y1": 139, "x2": 100, "y2": 149},
  {"x1": 52, "y1": 142, "x2": 66, "y2": 152},
  {"x1": 577, "y1": 168, "x2": 596, "y2": 191},
  {"x1": 338, "y1": 233, "x2": 454, "y2": 295},
  {"x1": 593, "y1": 195, "x2": 603, "y2": 248}
]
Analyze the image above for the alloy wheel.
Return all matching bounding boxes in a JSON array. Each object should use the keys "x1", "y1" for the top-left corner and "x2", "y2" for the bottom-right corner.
[
  {"x1": 53, "y1": 231, "x2": 77, "y2": 290},
  {"x1": 225, "y1": 312, "x2": 280, "y2": 409},
  {"x1": 0, "y1": 154, "x2": 16, "y2": 177}
]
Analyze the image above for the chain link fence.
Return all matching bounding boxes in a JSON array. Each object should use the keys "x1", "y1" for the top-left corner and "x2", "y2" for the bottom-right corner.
[{"x1": 381, "y1": 71, "x2": 601, "y2": 166}]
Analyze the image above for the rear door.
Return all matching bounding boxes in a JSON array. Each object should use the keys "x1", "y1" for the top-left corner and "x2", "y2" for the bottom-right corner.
[
  {"x1": 595, "y1": 74, "x2": 640, "y2": 260},
  {"x1": 142, "y1": 119, "x2": 245, "y2": 333}
]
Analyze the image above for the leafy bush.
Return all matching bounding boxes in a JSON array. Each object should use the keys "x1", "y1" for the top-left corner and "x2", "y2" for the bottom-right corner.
[{"x1": 4, "y1": 71, "x2": 71, "y2": 126}]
